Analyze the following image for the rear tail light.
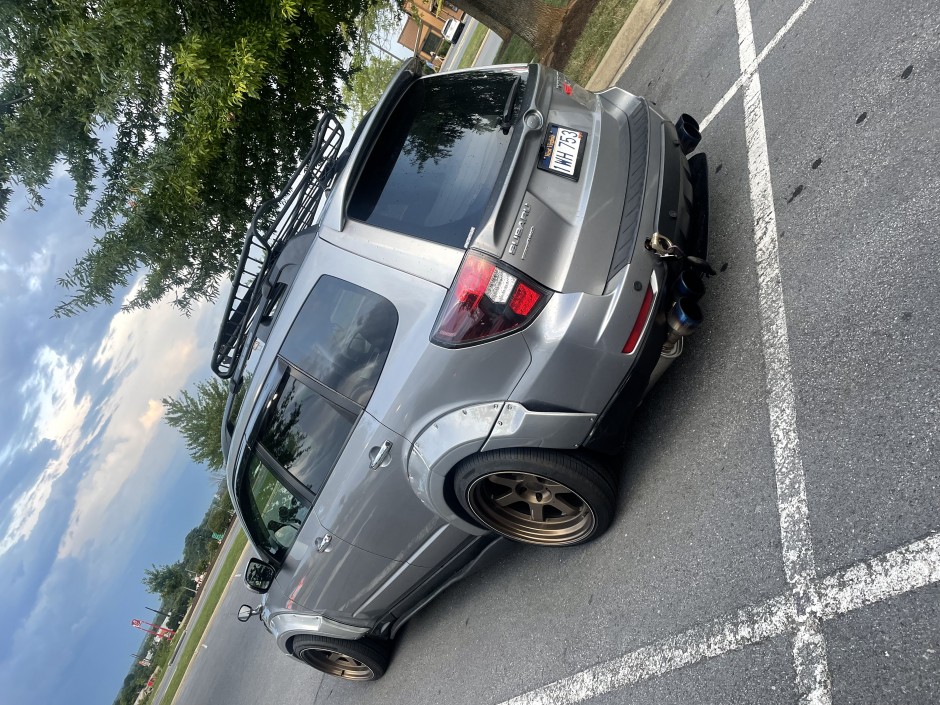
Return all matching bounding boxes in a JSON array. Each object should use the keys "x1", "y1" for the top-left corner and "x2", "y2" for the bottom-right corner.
[
  {"x1": 431, "y1": 252, "x2": 550, "y2": 347},
  {"x1": 622, "y1": 280, "x2": 656, "y2": 354}
]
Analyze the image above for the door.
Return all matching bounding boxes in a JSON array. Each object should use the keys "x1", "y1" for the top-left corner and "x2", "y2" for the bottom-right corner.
[
  {"x1": 315, "y1": 412, "x2": 466, "y2": 567},
  {"x1": 276, "y1": 513, "x2": 425, "y2": 621}
]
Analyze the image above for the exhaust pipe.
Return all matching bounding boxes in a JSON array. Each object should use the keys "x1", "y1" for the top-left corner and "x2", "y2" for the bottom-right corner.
[
  {"x1": 666, "y1": 297, "x2": 703, "y2": 343},
  {"x1": 673, "y1": 269, "x2": 705, "y2": 301},
  {"x1": 646, "y1": 295, "x2": 705, "y2": 394},
  {"x1": 675, "y1": 114, "x2": 701, "y2": 155}
]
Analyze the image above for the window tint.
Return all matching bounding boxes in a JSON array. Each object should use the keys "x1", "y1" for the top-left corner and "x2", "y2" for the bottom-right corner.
[
  {"x1": 280, "y1": 276, "x2": 397, "y2": 407},
  {"x1": 348, "y1": 71, "x2": 527, "y2": 247},
  {"x1": 240, "y1": 454, "x2": 311, "y2": 561},
  {"x1": 258, "y1": 374, "x2": 356, "y2": 494}
]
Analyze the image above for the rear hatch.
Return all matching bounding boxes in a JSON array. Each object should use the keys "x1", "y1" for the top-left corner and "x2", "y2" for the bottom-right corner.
[
  {"x1": 345, "y1": 65, "x2": 641, "y2": 298},
  {"x1": 472, "y1": 66, "x2": 642, "y2": 296}
]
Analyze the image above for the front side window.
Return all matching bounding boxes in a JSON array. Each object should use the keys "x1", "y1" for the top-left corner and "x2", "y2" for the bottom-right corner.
[
  {"x1": 279, "y1": 276, "x2": 397, "y2": 407},
  {"x1": 258, "y1": 373, "x2": 356, "y2": 495},
  {"x1": 348, "y1": 70, "x2": 527, "y2": 247},
  {"x1": 240, "y1": 455, "x2": 311, "y2": 561}
]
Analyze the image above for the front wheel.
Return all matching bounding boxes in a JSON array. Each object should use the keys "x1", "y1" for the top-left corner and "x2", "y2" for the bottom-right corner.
[
  {"x1": 453, "y1": 449, "x2": 617, "y2": 546},
  {"x1": 291, "y1": 634, "x2": 390, "y2": 681}
]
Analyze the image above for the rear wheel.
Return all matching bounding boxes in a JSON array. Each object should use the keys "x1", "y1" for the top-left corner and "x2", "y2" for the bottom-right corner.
[
  {"x1": 291, "y1": 634, "x2": 390, "y2": 681},
  {"x1": 454, "y1": 449, "x2": 617, "y2": 546}
]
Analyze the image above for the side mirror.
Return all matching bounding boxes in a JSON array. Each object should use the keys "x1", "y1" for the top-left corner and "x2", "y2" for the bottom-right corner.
[
  {"x1": 237, "y1": 604, "x2": 262, "y2": 622},
  {"x1": 244, "y1": 558, "x2": 276, "y2": 594}
]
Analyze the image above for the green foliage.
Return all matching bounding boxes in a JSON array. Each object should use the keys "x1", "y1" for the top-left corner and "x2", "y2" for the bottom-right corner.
[
  {"x1": 182, "y1": 524, "x2": 215, "y2": 570},
  {"x1": 113, "y1": 664, "x2": 151, "y2": 705},
  {"x1": 347, "y1": 1, "x2": 404, "y2": 67},
  {"x1": 142, "y1": 561, "x2": 189, "y2": 599},
  {"x1": 0, "y1": 0, "x2": 379, "y2": 316},
  {"x1": 341, "y1": 2, "x2": 403, "y2": 125},
  {"x1": 206, "y1": 487, "x2": 235, "y2": 535},
  {"x1": 342, "y1": 54, "x2": 402, "y2": 123},
  {"x1": 162, "y1": 376, "x2": 232, "y2": 474}
]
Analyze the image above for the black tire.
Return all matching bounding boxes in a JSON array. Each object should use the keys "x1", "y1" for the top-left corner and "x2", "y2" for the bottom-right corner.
[
  {"x1": 290, "y1": 634, "x2": 390, "y2": 681},
  {"x1": 453, "y1": 448, "x2": 617, "y2": 546}
]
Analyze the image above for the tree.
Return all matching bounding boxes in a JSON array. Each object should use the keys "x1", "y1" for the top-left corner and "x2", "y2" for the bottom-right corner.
[
  {"x1": 0, "y1": 0, "x2": 379, "y2": 316},
  {"x1": 163, "y1": 375, "x2": 250, "y2": 474},
  {"x1": 347, "y1": 1, "x2": 405, "y2": 66},
  {"x1": 182, "y1": 525, "x2": 214, "y2": 570},
  {"x1": 342, "y1": 55, "x2": 402, "y2": 123},
  {"x1": 454, "y1": 1, "x2": 566, "y2": 55},
  {"x1": 142, "y1": 562, "x2": 188, "y2": 599},
  {"x1": 206, "y1": 502, "x2": 234, "y2": 536}
]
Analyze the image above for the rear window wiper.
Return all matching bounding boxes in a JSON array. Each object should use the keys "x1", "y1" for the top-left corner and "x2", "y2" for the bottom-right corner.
[{"x1": 500, "y1": 75, "x2": 523, "y2": 134}]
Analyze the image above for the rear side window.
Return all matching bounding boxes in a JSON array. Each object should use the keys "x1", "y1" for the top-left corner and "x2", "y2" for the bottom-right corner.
[
  {"x1": 279, "y1": 276, "x2": 397, "y2": 407},
  {"x1": 258, "y1": 373, "x2": 355, "y2": 495},
  {"x1": 348, "y1": 71, "x2": 527, "y2": 248}
]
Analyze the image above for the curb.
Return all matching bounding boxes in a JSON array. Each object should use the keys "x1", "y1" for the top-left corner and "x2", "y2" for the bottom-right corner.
[{"x1": 586, "y1": 0, "x2": 674, "y2": 90}]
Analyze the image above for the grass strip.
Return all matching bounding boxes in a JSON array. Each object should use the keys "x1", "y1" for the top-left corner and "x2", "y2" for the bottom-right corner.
[
  {"x1": 159, "y1": 530, "x2": 248, "y2": 704},
  {"x1": 455, "y1": 23, "x2": 489, "y2": 70},
  {"x1": 563, "y1": 0, "x2": 640, "y2": 85},
  {"x1": 495, "y1": 35, "x2": 537, "y2": 65}
]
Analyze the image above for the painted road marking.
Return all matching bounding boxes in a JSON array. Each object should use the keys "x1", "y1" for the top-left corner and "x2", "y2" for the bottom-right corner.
[
  {"x1": 701, "y1": 0, "x2": 817, "y2": 130},
  {"x1": 496, "y1": 532, "x2": 940, "y2": 705},
  {"x1": 731, "y1": 0, "x2": 832, "y2": 702},
  {"x1": 496, "y1": 2, "x2": 940, "y2": 704}
]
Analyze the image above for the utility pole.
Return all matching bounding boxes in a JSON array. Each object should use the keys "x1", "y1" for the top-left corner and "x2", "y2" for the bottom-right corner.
[{"x1": 368, "y1": 40, "x2": 399, "y2": 60}]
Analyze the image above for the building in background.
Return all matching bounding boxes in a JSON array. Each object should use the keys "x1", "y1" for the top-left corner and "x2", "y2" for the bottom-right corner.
[{"x1": 397, "y1": 1, "x2": 465, "y2": 65}]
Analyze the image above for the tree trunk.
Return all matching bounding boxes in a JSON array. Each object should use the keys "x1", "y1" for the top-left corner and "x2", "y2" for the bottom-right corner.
[
  {"x1": 454, "y1": 0, "x2": 567, "y2": 55},
  {"x1": 459, "y1": 6, "x2": 511, "y2": 42}
]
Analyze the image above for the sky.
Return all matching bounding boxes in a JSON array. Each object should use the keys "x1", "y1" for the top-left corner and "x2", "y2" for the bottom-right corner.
[
  {"x1": 0, "y1": 167, "x2": 226, "y2": 704},
  {"x1": 0, "y1": 12, "x2": 417, "y2": 704}
]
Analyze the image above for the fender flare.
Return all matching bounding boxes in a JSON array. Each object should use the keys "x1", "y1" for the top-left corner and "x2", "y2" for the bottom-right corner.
[{"x1": 407, "y1": 402, "x2": 597, "y2": 534}]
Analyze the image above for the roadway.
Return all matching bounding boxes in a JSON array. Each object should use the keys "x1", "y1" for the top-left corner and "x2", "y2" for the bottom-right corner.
[
  {"x1": 169, "y1": 1, "x2": 940, "y2": 703},
  {"x1": 149, "y1": 528, "x2": 247, "y2": 705},
  {"x1": 440, "y1": 18, "x2": 503, "y2": 73}
]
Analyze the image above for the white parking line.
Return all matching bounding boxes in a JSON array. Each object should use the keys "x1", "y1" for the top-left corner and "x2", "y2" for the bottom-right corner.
[
  {"x1": 732, "y1": 0, "x2": 831, "y2": 701},
  {"x1": 701, "y1": 0, "x2": 817, "y2": 130},
  {"x1": 497, "y1": 532, "x2": 940, "y2": 705}
]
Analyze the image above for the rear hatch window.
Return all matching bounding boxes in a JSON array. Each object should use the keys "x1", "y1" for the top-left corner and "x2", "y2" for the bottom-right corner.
[{"x1": 348, "y1": 70, "x2": 527, "y2": 248}]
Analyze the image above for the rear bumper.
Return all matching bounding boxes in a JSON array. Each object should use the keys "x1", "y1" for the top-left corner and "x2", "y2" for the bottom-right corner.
[
  {"x1": 585, "y1": 149, "x2": 710, "y2": 453},
  {"x1": 513, "y1": 112, "x2": 709, "y2": 452},
  {"x1": 508, "y1": 100, "x2": 705, "y2": 419}
]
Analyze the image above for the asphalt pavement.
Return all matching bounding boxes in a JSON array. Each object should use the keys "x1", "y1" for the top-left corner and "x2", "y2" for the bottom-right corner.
[
  {"x1": 150, "y1": 528, "x2": 248, "y2": 705},
  {"x1": 440, "y1": 19, "x2": 503, "y2": 73},
  {"x1": 170, "y1": 1, "x2": 939, "y2": 703}
]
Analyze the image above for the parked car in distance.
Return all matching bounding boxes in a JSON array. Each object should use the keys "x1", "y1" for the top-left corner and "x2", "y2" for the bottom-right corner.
[
  {"x1": 442, "y1": 18, "x2": 464, "y2": 43},
  {"x1": 216, "y1": 58, "x2": 711, "y2": 681}
]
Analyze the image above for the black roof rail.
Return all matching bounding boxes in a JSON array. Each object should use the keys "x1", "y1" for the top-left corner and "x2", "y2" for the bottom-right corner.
[{"x1": 211, "y1": 113, "x2": 344, "y2": 380}]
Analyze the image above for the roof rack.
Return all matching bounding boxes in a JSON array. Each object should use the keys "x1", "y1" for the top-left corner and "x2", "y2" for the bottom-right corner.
[{"x1": 211, "y1": 113, "x2": 344, "y2": 380}]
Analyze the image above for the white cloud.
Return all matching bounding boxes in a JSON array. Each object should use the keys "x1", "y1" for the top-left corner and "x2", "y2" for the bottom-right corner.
[
  {"x1": 0, "y1": 247, "x2": 51, "y2": 296},
  {"x1": 57, "y1": 284, "x2": 218, "y2": 558},
  {"x1": 138, "y1": 399, "x2": 164, "y2": 429},
  {"x1": 0, "y1": 348, "x2": 93, "y2": 556},
  {"x1": 0, "y1": 277, "x2": 221, "y2": 559}
]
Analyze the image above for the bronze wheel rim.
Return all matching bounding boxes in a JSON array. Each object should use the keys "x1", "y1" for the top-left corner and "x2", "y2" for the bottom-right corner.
[
  {"x1": 467, "y1": 471, "x2": 595, "y2": 545},
  {"x1": 299, "y1": 648, "x2": 375, "y2": 680}
]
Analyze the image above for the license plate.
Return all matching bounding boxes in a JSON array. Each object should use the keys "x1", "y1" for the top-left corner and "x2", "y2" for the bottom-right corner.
[{"x1": 538, "y1": 124, "x2": 586, "y2": 180}]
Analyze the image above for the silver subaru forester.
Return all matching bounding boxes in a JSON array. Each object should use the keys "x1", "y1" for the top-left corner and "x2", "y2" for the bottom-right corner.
[{"x1": 215, "y1": 59, "x2": 710, "y2": 681}]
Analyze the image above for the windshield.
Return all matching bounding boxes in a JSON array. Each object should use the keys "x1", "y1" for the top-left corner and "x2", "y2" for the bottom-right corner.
[{"x1": 239, "y1": 454, "x2": 311, "y2": 561}]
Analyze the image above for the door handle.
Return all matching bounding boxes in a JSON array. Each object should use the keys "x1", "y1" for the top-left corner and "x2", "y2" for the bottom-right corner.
[
  {"x1": 369, "y1": 440, "x2": 393, "y2": 469},
  {"x1": 315, "y1": 534, "x2": 333, "y2": 553}
]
